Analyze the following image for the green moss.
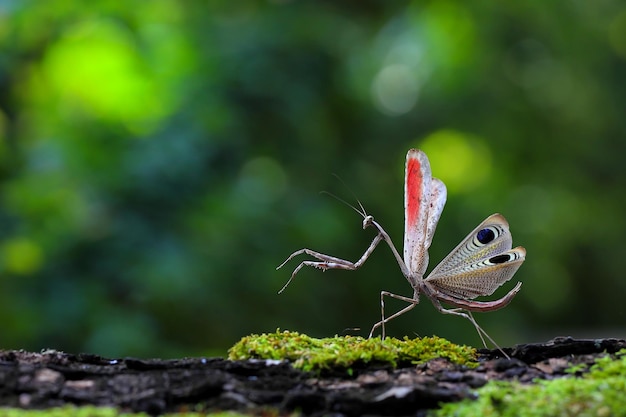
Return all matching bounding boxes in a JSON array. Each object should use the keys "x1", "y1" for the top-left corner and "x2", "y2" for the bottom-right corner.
[
  {"x1": 0, "y1": 407, "x2": 133, "y2": 417},
  {"x1": 0, "y1": 406, "x2": 124, "y2": 417},
  {"x1": 587, "y1": 348, "x2": 626, "y2": 378},
  {"x1": 0, "y1": 406, "x2": 252, "y2": 417},
  {"x1": 227, "y1": 329, "x2": 478, "y2": 372},
  {"x1": 434, "y1": 349, "x2": 626, "y2": 417}
]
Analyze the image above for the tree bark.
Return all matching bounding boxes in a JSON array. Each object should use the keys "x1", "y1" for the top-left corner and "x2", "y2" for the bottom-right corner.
[{"x1": 1, "y1": 337, "x2": 624, "y2": 416}]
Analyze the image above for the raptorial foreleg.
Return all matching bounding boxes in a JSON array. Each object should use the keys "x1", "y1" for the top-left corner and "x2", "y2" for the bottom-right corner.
[{"x1": 277, "y1": 233, "x2": 384, "y2": 294}]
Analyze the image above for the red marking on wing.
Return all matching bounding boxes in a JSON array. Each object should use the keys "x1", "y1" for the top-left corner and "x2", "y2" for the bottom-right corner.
[{"x1": 405, "y1": 153, "x2": 423, "y2": 231}]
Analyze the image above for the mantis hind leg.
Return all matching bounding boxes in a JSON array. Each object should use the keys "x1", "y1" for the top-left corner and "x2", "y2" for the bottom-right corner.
[
  {"x1": 368, "y1": 291, "x2": 419, "y2": 339},
  {"x1": 431, "y1": 301, "x2": 510, "y2": 359}
]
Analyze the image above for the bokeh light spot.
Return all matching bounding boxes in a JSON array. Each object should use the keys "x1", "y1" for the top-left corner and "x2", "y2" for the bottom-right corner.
[
  {"x1": 414, "y1": 1, "x2": 478, "y2": 89},
  {"x1": 0, "y1": 109, "x2": 8, "y2": 161},
  {"x1": 2, "y1": 238, "x2": 44, "y2": 275},
  {"x1": 372, "y1": 64, "x2": 420, "y2": 116},
  {"x1": 418, "y1": 130, "x2": 492, "y2": 194},
  {"x1": 42, "y1": 19, "x2": 168, "y2": 130},
  {"x1": 609, "y1": 9, "x2": 626, "y2": 59}
]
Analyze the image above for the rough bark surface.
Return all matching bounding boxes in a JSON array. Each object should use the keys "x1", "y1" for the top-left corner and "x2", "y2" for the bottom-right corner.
[{"x1": 1, "y1": 337, "x2": 625, "y2": 416}]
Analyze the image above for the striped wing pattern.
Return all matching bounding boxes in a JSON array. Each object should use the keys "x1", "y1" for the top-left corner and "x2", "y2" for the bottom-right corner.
[{"x1": 425, "y1": 213, "x2": 526, "y2": 299}]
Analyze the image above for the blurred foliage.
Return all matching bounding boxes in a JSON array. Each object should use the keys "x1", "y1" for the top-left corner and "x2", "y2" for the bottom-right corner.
[{"x1": 0, "y1": 0, "x2": 625, "y2": 358}]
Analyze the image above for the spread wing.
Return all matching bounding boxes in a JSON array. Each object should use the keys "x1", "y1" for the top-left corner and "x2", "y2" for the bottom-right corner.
[
  {"x1": 425, "y1": 213, "x2": 526, "y2": 299},
  {"x1": 403, "y1": 149, "x2": 447, "y2": 277}
]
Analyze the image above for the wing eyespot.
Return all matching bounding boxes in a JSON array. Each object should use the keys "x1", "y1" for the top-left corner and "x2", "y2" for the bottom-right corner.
[
  {"x1": 476, "y1": 228, "x2": 496, "y2": 244},
  {"x1": 489, "y1": 254, "x2": 511, "y2": 264}
]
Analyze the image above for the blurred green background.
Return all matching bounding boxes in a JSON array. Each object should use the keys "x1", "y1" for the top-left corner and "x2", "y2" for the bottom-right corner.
[{"x1": 1, "y1": 1, "x2": 625, "y2": 358}]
